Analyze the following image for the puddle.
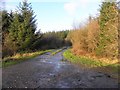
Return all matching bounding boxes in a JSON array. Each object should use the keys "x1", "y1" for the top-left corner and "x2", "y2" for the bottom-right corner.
[
  {"x1": 39, "y1": 60, "x2": 55, "y2": 64},
  {"x1": 56, "y1": 63, "x2": 61, "y2": 69},
  {"x1": 40, "y1": 60, "x2": 46, "y2": 63},
  {"x1": 49, "y1": 73, "x2": 55, "y2": 76}
]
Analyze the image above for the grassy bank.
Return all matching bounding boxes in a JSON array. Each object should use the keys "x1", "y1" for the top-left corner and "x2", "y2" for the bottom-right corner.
[
  {"x1": 2, "y1": 50, "x2": 52, "y2": 67},
  {"x1": 63, "y1": 49, "x2": 119, "y2": 75}
]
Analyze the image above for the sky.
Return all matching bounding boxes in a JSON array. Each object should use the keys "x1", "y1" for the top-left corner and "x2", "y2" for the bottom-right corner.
[{"x1": 3, "y1": 0, "x2": 102, "y2": 33}]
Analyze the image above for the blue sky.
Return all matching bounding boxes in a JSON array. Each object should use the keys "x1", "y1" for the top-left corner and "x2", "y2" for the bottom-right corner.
[{"x1": 4, "y1": 0, "x2": 101, "y2": 33}]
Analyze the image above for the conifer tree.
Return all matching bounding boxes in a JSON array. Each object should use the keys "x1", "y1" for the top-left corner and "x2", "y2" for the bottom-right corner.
[
  {"x1": 5, "y1": 13, "x2": 20, "y2": 54},
  {"x1": 97, "y1": 1, "x2": 118, "y2": 58},
  {"x1": 5, "y1": 0, "x2": 37, "y2": 55},
  {"x1": 2, "y1": 10, "x2": 12, "y2": 45},
  {"x1": 17, "y1": 0, "x2": 37, "y2": 50}
]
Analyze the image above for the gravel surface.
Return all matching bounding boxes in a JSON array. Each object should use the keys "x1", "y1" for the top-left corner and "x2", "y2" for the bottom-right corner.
[{"x1": 2, "y1": 50, "x2": 119, "y2": 88}]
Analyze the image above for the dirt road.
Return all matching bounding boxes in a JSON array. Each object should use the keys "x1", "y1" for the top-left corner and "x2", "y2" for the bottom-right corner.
[{"x1": 2, "y1": 49, "x2": 118, "y2": 88}]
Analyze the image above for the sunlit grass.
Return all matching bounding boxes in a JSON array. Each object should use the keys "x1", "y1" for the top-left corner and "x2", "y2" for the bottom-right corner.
[
  {"x1": 63, "y1": 49, "x2": 119, "y2": 72},
  {"x1": 51, "y1": 49, "x2": 63, "y2": 55},
  {"x1": 2, "y1": 50, "x2": 52, "y2": 67},
  {"x1": 63, "y1": 49, "x2": 102, "y2": 67},
  {"x1": 51, "y1": 47, "x2": 66, "y2": 56}
]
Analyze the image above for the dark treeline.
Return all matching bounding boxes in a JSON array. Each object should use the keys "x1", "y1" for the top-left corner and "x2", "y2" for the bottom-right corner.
[
  {"x1": 33, "y1": 31, "x2": 71, "y2": 50},
  {"x1": 2, "y1": 1, "x2": 71, "y2": 58}
]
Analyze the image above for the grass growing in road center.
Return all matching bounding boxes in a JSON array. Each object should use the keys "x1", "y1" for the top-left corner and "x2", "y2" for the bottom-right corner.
[
  {"x1": 51, "y1": 49, "x2": 63, "y2": 56},
  {"x1": 51, "y1": 47, "x2": 67, "y2": 56},
  {"x1": 2, "y1": 50, "x2": 52, "y2": 67}
]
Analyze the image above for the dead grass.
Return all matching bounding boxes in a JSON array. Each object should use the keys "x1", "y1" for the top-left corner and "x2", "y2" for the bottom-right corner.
[
  {"x1": 71, "y1": 48, "x2": 118, "y2": 65},
  {"x1": 2, "y1": 50, "x2": 52, "y2": 67}
]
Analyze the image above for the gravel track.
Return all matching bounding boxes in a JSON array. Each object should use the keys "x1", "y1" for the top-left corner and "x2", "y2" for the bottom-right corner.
[{"x1": 2, "y1": 49, "x2": 118, "y2": 88}]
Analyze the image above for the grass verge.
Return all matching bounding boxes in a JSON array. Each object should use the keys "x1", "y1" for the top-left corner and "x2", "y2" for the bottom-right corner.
[
  {"x1": 63, "y1": 49, "x2": 119, "y2": 76},
  {"x1": 2, "y1": 50, "x2": 52, "y2": 67}
]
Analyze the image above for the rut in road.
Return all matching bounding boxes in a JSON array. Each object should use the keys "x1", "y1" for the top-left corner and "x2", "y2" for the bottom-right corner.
[{"x1": 2, "y1": 49, "x2": 118, "y2": 88}]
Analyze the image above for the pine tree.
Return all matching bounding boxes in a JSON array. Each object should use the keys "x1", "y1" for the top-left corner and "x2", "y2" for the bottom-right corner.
[
  {"x1": 96, "y1": 1, "x2": 118, "y2": 58},
  {"x1": 5, "y1": 13, "x2": 20, "y2": 55},
  {"x1": 5, "y1": 0, "x2": 37, "y2": 55},
  {"x1": 17, "y1": 0, "x2": 37, "y2": 50},
  {"x1": 2, "y1": 10, "x2": 12, "y2": 45},
  {"x1": 2, "y1": 10, "x2": 14, "y2": 57}
]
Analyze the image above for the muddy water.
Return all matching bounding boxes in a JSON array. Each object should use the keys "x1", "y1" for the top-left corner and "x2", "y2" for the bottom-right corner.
[{"x1": 2, "y1": 50, "x2": 118, "y2": 88}]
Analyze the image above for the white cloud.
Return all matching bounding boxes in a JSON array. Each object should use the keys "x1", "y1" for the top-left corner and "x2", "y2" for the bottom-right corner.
[
  {"x1": 5, "y1": 4, "x2": 16, "y2": 12},
  {"x1": 5, "y1": 0, "x2": 23, "y2": 2},
  {"x1": 5, "y1": 0, "x2": 70, "y2": 2},
  {"x1": 39, "y1": 23, "x2": 73, "y2": 33},
  {"x1": 64, "y1": 0, "x2": 102, "y2": 16},
  {"x1": 64, "y1": 2, "x2": 78, "y2": 16},
  {"x1": 6, "y1": 5, "x2": 15, "y2": 9},
  {"x1": 64, "y1": 0, "x2": 89, "y2": 16}
]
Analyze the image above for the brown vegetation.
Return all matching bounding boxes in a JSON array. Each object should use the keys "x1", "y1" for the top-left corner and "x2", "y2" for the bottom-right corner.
[{"x1": 67, "y1": 1, "x2": 119, "y2": 61}]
